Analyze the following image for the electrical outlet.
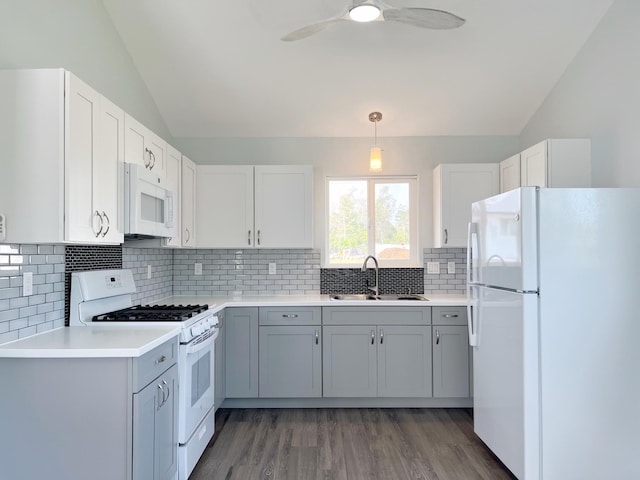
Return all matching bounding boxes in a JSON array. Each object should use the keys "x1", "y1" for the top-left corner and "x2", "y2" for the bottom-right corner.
[
  {"x1": 147, "y1": 265, "x2": 152, "y2": 279},
  {"x1": 23, "y1": 272, "x2": 33, "y2": 296},
  {"x1": 448, "y1": 261, "x2": 456, "y2": 274},
  {"x1": 427, "y1": 262, "x2": 440, "y2": 274},
  {"x1": 268, "y1": 263, "x2": 277, "y2": 275},
  {"x1": 194, "y1": 263, "x2": 203, "y2": 275}
]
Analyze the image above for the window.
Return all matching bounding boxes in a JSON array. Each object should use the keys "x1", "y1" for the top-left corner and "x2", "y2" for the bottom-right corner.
[{"x1": 326, "y1": 176, "x2": 418, "y2": 267}]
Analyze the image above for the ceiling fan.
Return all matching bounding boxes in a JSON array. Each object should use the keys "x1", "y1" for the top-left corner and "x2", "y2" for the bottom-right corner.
[{"x1": 281, "y1": 0, "x2": 465, "y2": 42}]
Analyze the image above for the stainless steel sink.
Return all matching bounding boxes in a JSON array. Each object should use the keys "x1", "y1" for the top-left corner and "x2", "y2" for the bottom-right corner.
[{"x1": 329, "y1": 294, "x2": 428, "y2": 301}]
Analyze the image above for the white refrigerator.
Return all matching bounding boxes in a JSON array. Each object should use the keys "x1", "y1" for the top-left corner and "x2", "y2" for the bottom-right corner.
[{"x1": 466, "y1": 187, "x2": 640, "y2": 480}]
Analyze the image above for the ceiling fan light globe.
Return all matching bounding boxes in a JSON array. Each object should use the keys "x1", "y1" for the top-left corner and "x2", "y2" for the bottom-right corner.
[{"x1": 349, "y1": 5, "x2": 381, "y2": 22}]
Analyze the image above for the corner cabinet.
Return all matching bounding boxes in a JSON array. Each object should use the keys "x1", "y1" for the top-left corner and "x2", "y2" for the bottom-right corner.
[
  {"x1": 433, "y1": 164, "x2": 499, "y2": 248},
  {"x1": 0, "y1": 68, "x2": 124, "y2": 244},
  {"x1": 196, "y1": 165, "x2": 313, "y2": 248},
  {"x1": 322, "y1": 307, "x2": 432, "y2": 398}
]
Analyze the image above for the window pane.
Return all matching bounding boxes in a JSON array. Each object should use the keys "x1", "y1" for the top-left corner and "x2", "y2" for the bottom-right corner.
[
  {"x1": 328, "y1": 180, "x2": 368, "y2": 264},
  {"x1": 374, "y1": 183, "x2": 410, "y2": 260}
]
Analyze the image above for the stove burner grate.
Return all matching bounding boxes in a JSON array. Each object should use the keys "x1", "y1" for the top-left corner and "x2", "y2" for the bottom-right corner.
[{"x1": 92, "y1": 304, "x2": 209, "y2": 322}]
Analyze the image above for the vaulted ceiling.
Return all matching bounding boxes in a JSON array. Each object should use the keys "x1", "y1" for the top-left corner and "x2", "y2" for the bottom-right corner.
[{"x1": 102, "y1": 0, "x2": 614, "y2": 138}]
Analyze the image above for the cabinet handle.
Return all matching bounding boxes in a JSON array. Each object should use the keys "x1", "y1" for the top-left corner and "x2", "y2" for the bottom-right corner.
[
  {"x1": 93, "y1": 210, "x2": 103, "y2": 238},
  {"x1": 443, "y1": 314, "x2": 459, "y2": 318},
  {"x1": 150, "y1": 150, "x2": 155, "y2": 169},
  {"x1": 155, "y1": 355, "x2": 166, "y2": 365},
  {"x1": 185, "y1": 228, "x2": 190, "y2": 244},
  {"x1": 444, "y1": 228, "x2": 448, "y2": 245},
  {"x1": 144, "y1": 147, "x2": 151, "y2": 168},
  {"x1": 380, "y1": 328, "x2": 384, "y2": 345},
  {"x1": 371, "y1": 330, "x2": 375, "y2": 345},
  {"x1": 248, "y1": 230, "x2": 251, "y2": 246},
  {"x1": 257, "y1": 230, "x2": 261, "y2": 246},
  {"x1": 145, "y1": 148, "x2": 156, "y2": 169},
  {"x1": 101, "y1": 211, "x2": 110, "y2": 237},
  {"x1": 315, "y1": 330, "x2": 319, "y2": 345},
  {"x1": 436, "y1": 329, "x2": 440, "y2": 345},
  {"x1": 162, "y1": 379, "x2": 170, "y2": 405},
  {"x1": 282, "y1": 314, "x2": 298, "y2": 318},
  {"x1": 157, "y1": 383, "x2": 165, "y2": 409}
]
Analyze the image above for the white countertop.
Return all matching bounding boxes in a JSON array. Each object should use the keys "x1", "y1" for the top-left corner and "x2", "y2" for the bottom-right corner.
[
  {"x1": 0, "y1": 325, "x2": 181, "y2": 358},
  {"x1": 153, "y1": 294, "x2": 467, "y2": 313}
]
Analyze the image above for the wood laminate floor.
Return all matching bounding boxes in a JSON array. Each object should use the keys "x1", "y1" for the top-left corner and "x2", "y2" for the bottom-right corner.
[{"x1": 190, "y1": 408, "x2": 517, "y2": 480}]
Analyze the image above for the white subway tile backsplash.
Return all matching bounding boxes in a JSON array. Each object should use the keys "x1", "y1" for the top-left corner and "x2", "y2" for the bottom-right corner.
[{"x1": 423, "y1": 248, "x2": 467, "y2": 294}]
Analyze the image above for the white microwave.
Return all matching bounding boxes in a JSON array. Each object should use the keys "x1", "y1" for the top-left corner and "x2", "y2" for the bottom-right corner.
[{"x1": 124, "y1": 163, "x2": 177, "y2": 238}]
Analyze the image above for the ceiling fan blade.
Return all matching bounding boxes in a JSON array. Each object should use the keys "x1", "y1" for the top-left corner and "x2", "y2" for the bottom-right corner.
[
  {"x1": 281, "y1": 17, "x2": 348, "y2": 42},
  {"x1": 382, "y1": 8, "x2": 465, "y2": 30}
]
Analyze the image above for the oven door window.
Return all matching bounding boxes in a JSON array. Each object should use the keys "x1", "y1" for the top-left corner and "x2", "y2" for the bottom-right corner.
[{"x1": 191, "y1": 350, "x2": 211, "y2": 407}]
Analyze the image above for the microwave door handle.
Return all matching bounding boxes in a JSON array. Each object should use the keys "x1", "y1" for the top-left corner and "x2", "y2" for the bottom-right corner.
[{"x1": 165, "y1": 191, "x2": 175, "y2": 228}]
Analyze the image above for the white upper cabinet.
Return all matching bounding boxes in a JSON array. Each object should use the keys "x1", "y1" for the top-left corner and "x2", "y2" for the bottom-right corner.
[
  {"x1": 197, "y1": 165, "x2": 313, "y2": 248},
  {"x1": 164, "y1": 144, "x2": 182, "y2": 247},
  {"x1": 499, "y1": 154, "x2": 521, "y2": 193},
  {"x1": 181, "y1": 155, "x2": 197, "y2": 248},
  {"x1": 520, "y1": 139, "x2": 591, "y2": 188},
  {"x1": 124, "y1": 113, "x2": 167, "y2": 176},
  {"x1": 433, "y1": 164, "x2": 499, "y2": 248},
  {"x1": 0, "y1": 69, "x2": 123, "y2": 244}
]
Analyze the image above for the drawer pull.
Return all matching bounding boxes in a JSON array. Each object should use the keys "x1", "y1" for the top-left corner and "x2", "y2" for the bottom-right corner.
[
  {"x1": 282, "y1": 314, "x2": 298, "y2": 318},
  {"x1": 157, "y1": 383, "x2": 165, "y2": 409},
  {"x1": 155, "y1": 355, "x2": 167, "y2": 365},
  {"x1": 443, "y1": 314, "x2": 459, "y2": 318}
]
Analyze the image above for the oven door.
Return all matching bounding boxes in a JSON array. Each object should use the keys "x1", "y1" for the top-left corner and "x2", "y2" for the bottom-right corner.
[{"x1": 178, "y1": 329, "x2": 217, "y2": 444}]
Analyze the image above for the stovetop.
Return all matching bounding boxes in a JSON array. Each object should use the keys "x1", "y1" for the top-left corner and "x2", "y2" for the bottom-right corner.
[{"x1": 92, "y1": 304, "x2": 209, "y2": 322}]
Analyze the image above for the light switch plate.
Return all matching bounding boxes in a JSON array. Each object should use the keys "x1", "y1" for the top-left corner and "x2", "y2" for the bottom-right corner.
[
  {"x1": 194, "y1": 263, "x2": 203, "y2": 275},
  {"x1": 448, "y1": 261, "x2": 456, "y2": 274},
  {"x1": 427, "y1": 262, "x2": 440, "y2": 274},
  {"x1": 147, "y1": 265, "x2": 152, "y2": 279},
  {"x1": 269, "y1": 263, "x2": 277, "y2": 275}
]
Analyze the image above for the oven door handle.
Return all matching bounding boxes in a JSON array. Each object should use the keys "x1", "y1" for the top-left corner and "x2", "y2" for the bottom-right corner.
[{"x1": 184, "y1": 329, "x2": 218, "y2": 355}]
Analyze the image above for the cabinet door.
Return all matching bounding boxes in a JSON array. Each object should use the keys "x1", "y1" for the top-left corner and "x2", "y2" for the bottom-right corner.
[
  {"x1": 322, "y1": 325, "x2": 377, "y2": 397},
  {"x1": 254, "y1": 165, "x2": 313, "y2": 248},
  {"x1": 433, "y1": 164, "x2": 499, "y2": 247},
  {"x1": 133, "y1": 364, "x2": 178, "y2": 480},
  {"x1": 124, "y1": 114, "x2": 166, "y2": 176},
  {"x1": 165, "y1": 145, "x2": 182, "y2": 247},
  {"x1": 377, "y1": 325, "x2": 432, "y2": 397},
  {"x1": 259, "y1": 325, "x2": 322, "y2": 398},
  {"x1": 197, "y1": 165, "x2": 254, "y2": 248},
  {"x1": 433, "y1": 325, "x2": 470, "y2": 398},
  {"x1": 65, "y1": 72, "x2": 100, "y2": 242},
  {"x1": 214, "y1": 311, "x2": 226, "y2": 412},
  {"x1": 520, "y1": 141, "x2": 547, "y2": 187},
  {"x1": 95, "y1": 96, "x2": 124, "y2": 243},
  {"x1": 181, "y1": 155, "x2": 197, "y2": 247},
  {"x1": 499, "y1": 154, "x2": 521, "y2": 193},
  {"x1": 225, "y1": 307, "x2": 259, "y2": 398}
]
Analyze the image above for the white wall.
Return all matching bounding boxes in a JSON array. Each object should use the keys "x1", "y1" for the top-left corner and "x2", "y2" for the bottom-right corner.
[
  {"x1": 174, "y1": 136, "x2": 519, "y2": 252},
  {"x1": 520, "y1": 0, "x2": 640, "y2": 187},
  {"x1": 0, "y1": 0, "x2": 171, "y2": 139}
]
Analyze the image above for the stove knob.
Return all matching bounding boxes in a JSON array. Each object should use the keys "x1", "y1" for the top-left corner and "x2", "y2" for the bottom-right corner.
[{"x1": 190, "y1": 326, "x2": 198, "y2": 337}]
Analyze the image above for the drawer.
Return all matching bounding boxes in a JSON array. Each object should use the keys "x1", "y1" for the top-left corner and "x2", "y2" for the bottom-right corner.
[
  {"x1": 432, "y1": 306, "x2": 467, "y2": 326},
  {"x1": 322, "y1": 306, "x2": 431, "y2": 326},
  {"x1": 132, "y1": 337, "x2": 178, "y2": 392},
  {"x1": 259, "y1": 306, "x2": 321, "y2": 326}
]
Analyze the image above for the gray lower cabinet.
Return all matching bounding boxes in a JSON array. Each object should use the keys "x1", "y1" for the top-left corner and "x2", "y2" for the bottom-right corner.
[
  {"x1": 0, "y1": 336, "x2": 179, "y2": 480},
  {"x1": 133, "y1": 363, "x2": 179, "y2": 480},
  {"x1": 432, "y1": 306, "x2": 471, "y2": 398},
  {"x1": 322, "y1": 307, "x2": 432, "y2": 398},
  {"x1": 225, "y1": 307, "x2": 259, "y2": 398},
  {"x1": 214, "y1": 308, "x2": 226, "y2": 411},
  {"x1": 258, "y1": 306, "x2": 322, "y2": 398}
]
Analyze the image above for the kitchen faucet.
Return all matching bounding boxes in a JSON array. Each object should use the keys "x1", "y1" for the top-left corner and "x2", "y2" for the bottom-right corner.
[{"x1": 361, "y1": 255, "x2": 379, "y2": 296}]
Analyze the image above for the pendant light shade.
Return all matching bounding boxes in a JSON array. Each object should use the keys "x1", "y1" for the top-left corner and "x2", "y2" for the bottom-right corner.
[{"x1": 369, "y1": 112, "x2": 382, "y2": 172}]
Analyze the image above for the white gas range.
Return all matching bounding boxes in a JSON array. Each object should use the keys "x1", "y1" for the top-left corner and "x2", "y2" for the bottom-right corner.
[{"x1": 70, "y1": 269, "x2": 218, "y2": 480}]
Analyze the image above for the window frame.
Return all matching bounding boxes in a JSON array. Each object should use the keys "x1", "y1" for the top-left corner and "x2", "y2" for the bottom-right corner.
[{"x1": 325, "y1": 175, "x2": 419, "y2": 268}]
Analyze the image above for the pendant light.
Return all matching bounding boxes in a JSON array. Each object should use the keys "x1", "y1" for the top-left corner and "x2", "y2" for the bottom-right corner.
[{"x1": 369, "y1": 111, "x2": 382, "y2": 172}]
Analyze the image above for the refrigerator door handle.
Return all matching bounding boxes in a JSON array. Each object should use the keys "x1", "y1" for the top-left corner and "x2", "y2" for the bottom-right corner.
[
  {"x1": 467, "y1": 222, "x2": 479, "y2": 285},
  {"x1": 467, "y1": 285, "x2": 479, "y2": 347}
]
